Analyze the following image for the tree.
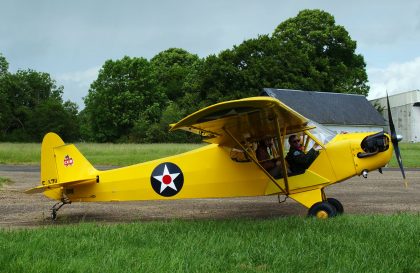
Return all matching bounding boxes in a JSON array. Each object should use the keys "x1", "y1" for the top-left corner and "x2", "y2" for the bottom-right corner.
[
  {"x1": 0, "y1": 54, "x2": 79, "y2": 142},
  {"x1": 27, "y1": 99, "x2": 80, "y2": 141},
  {"x1": 83, "y1": 10, "x2": 370, "y2": 143},
  {"x1": 84, "y1": 56, "x2": 165, "y2": 142},
  {"x1": 195, "y1": 9, "x2": 369, "y2": 109},
  {"x1": 0, "y1": 54, "x2": 10, "y2": 138},
  {"x1": 0, "y1": 53, "x2": 8, "y2": 76},
  {"x1": 157, "y1": 102, "x2": 199, "y2": 143},
  {"x1": 1, "y1": 70, "x2": 64, "y2": 140},
  {"x1": 272, "y1": 9, "x2": 369, "y2": 95},
  {"x1": 150, "y1": 48, "x2": 201, "y2": 102},
  {"x1": 195, "y1": 34, "x2": 296, "y2": 108}
]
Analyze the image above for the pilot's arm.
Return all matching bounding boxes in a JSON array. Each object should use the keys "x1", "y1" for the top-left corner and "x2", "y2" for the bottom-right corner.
[{"x1": 292, "y1": 148, "x2": 319, "y2": 169}]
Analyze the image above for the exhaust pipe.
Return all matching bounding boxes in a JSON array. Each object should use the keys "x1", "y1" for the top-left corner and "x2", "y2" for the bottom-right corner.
[{"x1": 362, "y1": 169, "x2": 368, "y2": 179}]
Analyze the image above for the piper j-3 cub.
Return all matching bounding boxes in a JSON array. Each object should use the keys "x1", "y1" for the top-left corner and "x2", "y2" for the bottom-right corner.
[{"x1": 26, "y1": 95, "x2": 405, "y2": 220}]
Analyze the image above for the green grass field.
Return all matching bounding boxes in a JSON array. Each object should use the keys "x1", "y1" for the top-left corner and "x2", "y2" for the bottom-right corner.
[
  {"x1": 0, "y1": 142, "x2": 204, "y2": 166},
  {"x1": 0, "y1": 143, "x2": 419, "y2": 272},
  {"x1": 388, "y1": 142, "x2": 420, "y2": 168},
  {"x1": 0, "y1": 142, "x2": 419, "y2": 167},
  {"x1": 0, "y1": 214, "x2": 418, "y2": 273}
]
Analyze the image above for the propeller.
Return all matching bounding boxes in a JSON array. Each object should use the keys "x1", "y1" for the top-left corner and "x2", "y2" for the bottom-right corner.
[{"x1": 386, "y1": 92, "x2": 406, "y2": 179}]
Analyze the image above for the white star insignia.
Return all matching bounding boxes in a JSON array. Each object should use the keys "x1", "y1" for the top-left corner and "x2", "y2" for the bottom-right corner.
[{"x1": 153, "y1": 164, "x2": 180, "y2": 193}]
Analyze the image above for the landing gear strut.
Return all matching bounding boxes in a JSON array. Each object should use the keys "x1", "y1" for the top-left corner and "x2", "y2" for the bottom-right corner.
[{"x1": 50, "y1": 198, "x2": 71, "y2": 221}]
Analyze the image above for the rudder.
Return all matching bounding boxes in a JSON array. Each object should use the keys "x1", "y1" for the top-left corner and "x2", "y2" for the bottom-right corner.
[
  {"x1": 39, "y1": 133, "x2": 98, "y2": 199},
  {"x1": 41, "y1": 133, "x2": 65, "y2": 186}
]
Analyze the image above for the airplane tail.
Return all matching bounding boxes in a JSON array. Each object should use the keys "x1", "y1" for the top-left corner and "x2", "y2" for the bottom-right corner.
[{"x1": 26, "y1": 133, "x2": 98, "y2": 196}]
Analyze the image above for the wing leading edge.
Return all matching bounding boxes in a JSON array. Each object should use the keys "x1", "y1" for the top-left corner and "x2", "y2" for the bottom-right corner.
[{"x1": 170, "y1": 97, "x2": 311, "y2": 148}]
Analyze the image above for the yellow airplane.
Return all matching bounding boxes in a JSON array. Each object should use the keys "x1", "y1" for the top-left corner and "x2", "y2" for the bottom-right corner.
[{"x1": 26, "y1": 95, "x2": 405, "y2": 220}]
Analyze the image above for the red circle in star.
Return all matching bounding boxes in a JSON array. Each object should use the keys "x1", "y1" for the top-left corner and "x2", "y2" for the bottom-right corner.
[{"x1": 162, "y1": 175, "x2": 172, "y2": 184}]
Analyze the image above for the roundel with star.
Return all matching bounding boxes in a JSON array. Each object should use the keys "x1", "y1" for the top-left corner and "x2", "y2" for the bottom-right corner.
[{"x1": 150, "y1": 162, "x2": 184, "y2": 197}]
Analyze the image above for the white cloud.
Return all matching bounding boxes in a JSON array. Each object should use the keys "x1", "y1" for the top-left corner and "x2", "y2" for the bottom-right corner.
[
  {"x1": 54, "y1": 66, "x2": 100, "y2": 109},
  {"x1": 368, "y1": 56, "x2": 420, "y2": 99},
  {"x1": 56, "y1": 66, "x2": 100, "y2": 88}
]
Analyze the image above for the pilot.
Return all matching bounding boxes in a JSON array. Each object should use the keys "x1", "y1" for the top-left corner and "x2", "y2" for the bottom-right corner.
[
  {"x1": 256, "y1": 138, "x2": 282, "y2": 179},
  {"x1": 285, "y1": 135, "x2": 319, "y2": 174}
]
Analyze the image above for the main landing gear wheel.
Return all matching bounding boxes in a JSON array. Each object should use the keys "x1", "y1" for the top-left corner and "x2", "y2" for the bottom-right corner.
[
  {"x1": 308, "y1": 201, "x2": 337, "y2": 219},
  {"x1": 327, "y1": 198, "x2": 344, "y2": 214}
]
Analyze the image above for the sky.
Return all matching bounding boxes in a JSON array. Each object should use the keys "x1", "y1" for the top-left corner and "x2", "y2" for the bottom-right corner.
[{"x1": 1, "y1": 0, "x2": 420, "y2": 108}]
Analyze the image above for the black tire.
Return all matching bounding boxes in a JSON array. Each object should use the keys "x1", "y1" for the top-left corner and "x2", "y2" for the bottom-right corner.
[
  {"x1": 327, "y1": 198, "x2": 344, "y2": 214},
  {"x1": 308, "y1": 201, "x2": 337, "y2": 219}
]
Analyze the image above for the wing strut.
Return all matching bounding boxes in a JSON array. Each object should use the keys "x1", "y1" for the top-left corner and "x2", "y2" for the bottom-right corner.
[
  {"x1": 275, "y1": 118, "x2": 289, "y2": 194},
  {"x1": 223, "y1": 127, "x2": 287, "y2": 195}
]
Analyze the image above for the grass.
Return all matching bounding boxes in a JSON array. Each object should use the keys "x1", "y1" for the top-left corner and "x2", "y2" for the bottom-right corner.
[
  {"x1": 388, "y1": 142, "x2": 420, "y2": 168},
  {"x1": 0, "y1": 142, "x2": 419, "y2": 167},
  {"x1": 0, "y1": 142, "x2": 418, "y2": 272},
  {"x1": 0, "y1": 142, "x2": 204, "y2": 166},
  {"x1": 0, "y1": 177, "x2": 11, "y2": 188},
  {"x1": 0, "y1": 143, "x2": 40, "y2": 165},
  {"x1": 0, "y1": 214, "x2": 419, "y2": 273},
  {"x1": 76, "y1": 143, "x2": 205, "y2": 166}
]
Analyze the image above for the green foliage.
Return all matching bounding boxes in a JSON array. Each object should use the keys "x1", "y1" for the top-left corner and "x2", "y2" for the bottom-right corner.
[
  {"x1": 0, "y1": 177, "x2": 12, "y2": 187},
  {"x1": 84, "y1": 50, "x2": 203, "y2": 143},
  {"x1": 192, "y1": 9, "x2": 369, "y2": 112},
  {"x1": 0, "y1": 53, "x2": 8, "y2": 75},
  {"x1": 84, "y1": 56, "x2": 166, "y2": 142},
  {"x1": 27, "y1": 99, "x2": 80, "y2": 142},
  {"x1": 0, "y1": 63, "x2": 80, "y2": 142},
  {"x1": 0, "y1": 214, "x2": 419, "y2": 273},
  {"x1": 150, "y1": 48, "x2": 201, "y2": 102},
  {"x1": 273, "y1": 9, "x2": 369, "y2": 95},
  {"x1": 372, "y1": 100, "x2": 385, "y2": 114},
  {"x1": 78, "y1": 108, "x2": 94, "y2": 142}
]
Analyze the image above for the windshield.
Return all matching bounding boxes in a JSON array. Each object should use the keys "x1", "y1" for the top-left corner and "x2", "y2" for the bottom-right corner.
[{"x1": 308, "y1": 120, "x2": 337, "y2": 145}]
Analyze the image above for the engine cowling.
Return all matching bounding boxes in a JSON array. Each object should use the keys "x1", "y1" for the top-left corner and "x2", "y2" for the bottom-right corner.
[{"x1": 357, "y1": 132, "x2": 390, "y2": 158}]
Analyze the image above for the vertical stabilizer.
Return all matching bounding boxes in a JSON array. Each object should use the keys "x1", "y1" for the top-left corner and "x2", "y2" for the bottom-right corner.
[
  {"x1": 41, "y1": 133, "x2": 65, "y2": 186},
  {"x1": 39, "y1": 133, "x2": 98, "y2": 200}
]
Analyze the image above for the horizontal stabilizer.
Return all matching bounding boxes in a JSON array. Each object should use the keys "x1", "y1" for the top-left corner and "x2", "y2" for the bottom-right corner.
[
  {"x1": 25, "y1": 177, "x2": 98, "y2": 194},
  {"x1": 25, "y1": 185, "x2": 46, "y2": 194}
]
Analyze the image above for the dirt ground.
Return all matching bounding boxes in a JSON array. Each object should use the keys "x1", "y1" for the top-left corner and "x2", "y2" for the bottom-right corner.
[{"x1": 0, "y1": 165, "x2": 419, "y2": 228}]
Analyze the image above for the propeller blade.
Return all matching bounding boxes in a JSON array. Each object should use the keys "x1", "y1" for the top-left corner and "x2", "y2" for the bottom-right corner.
[
  {"x1": 393, "y1": 142, "x2": 406, "y2": 179},
  {"x1": 386, "y1": 92, "x2": 397, "y2": 141},
  {"x1": 386, "y1": 92, "x2": 406, "y2": 179}
]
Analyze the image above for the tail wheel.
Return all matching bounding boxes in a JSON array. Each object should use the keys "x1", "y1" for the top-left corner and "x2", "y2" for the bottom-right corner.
[
  {"x1": 308, "y1": 201, "x2": 337, "y2": 219},
  {"x1": 327, "y1": 198, "x2": 344, "y2": 214}
]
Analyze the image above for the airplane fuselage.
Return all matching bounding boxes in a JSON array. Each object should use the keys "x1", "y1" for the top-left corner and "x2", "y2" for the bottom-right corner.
[{"x1": 45, "y1": 132, "x2": 393, "y2": 208}]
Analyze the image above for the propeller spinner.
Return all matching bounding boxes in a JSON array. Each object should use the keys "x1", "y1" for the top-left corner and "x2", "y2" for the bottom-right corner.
[{"x1": 386, "y1": 92, "x2": 406, "y2": 179}]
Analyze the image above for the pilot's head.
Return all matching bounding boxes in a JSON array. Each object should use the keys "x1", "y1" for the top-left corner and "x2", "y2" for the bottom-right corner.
[{"x1": 289, "y1": 135, "x2": 301, "y2": 149}]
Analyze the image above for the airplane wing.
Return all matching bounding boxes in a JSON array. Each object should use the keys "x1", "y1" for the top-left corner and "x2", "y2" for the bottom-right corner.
[{"x1": 170, "y1": 97, "x2": 311, "y2": 147}]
